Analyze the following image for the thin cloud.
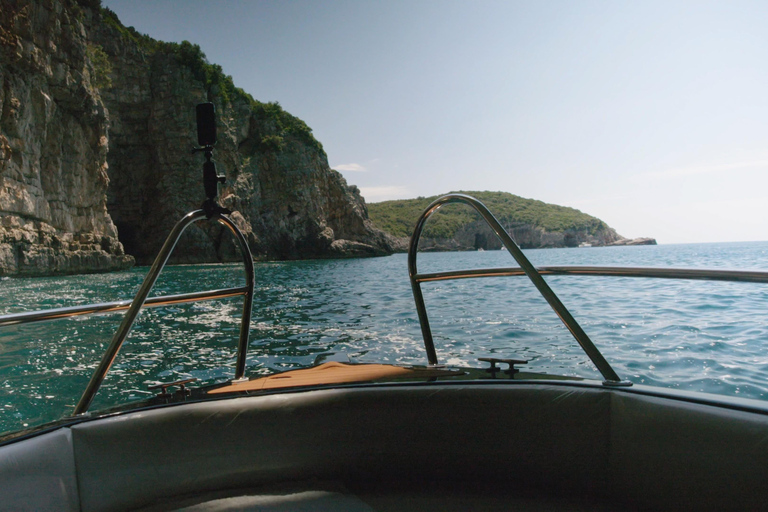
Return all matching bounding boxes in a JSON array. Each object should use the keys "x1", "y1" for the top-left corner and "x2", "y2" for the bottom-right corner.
[
  {"x1": 359, "y1": 186, "x2": 412, "y2": 202},
  {"x1": 636, "y1": 160, "x2": 768, "y2": 181},
  {"x1": 334, "y1": 163, "x2": 367, "y2": 172}
]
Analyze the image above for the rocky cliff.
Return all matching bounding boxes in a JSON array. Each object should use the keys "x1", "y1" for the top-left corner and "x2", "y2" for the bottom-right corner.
[
  {"x1": 0, "y1": 0, "x2": 133, "y2": 275},
  {"x1": 0, "y1": 0, "x2": 392, "y2": 276}
]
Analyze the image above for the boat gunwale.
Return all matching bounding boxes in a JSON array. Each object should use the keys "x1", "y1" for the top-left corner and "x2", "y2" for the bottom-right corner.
[{"x1": 4, "y1": 375, "x2": 768, "y2": 447}]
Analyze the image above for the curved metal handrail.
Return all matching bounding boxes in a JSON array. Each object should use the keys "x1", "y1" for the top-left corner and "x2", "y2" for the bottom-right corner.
[
  {"x1": 408, "y1": 194, "x2": 628, "y2": 385},
  {"x1": 73, "y1": 209, "x2": 254, "y2": 415}
]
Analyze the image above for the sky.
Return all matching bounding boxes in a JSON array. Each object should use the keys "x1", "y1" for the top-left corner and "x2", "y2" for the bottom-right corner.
[{"x1": 101, "y1": 0, "x2": 768, "y2": 244}]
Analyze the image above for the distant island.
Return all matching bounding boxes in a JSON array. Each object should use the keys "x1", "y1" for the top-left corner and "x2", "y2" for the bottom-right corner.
[{"x1": 367, "y1": 191, "x2": 656, "y2": 251}]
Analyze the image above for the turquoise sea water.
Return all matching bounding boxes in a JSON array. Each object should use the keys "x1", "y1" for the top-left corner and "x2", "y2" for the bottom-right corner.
[{"x1": 1, "y1": 241, "x2": 767, "y2": 435}]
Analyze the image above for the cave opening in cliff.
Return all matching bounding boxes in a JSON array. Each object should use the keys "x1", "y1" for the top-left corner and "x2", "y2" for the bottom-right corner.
[
  {"x1": 474, "y1": 233, "x2": 488, "y2": 251},
  {"x1": 115, "y1": 223, "x2": 138, "y2": 258}
]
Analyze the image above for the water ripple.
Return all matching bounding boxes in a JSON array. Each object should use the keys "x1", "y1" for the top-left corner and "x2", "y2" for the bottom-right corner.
[{"x1": 1, "y1": 242, "x2": 768, "y2": 434}]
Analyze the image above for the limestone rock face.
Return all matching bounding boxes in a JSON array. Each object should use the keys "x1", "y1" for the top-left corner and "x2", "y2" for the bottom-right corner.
[
  {"x1": 0, "y1": 1, "x2": 392, "y2": 275},
  {"x1": 90, "y1": 11, "x2": 393, "y2": 266},
  {"x1": 452, "y1": 220, "x2": 623, "y2": 250},
  {"x1": 0, "y1": 0, "x2": 133, "y2": 276}
]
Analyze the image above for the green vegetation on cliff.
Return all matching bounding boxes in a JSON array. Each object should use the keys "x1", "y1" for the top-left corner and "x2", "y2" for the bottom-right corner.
[
  {"x1": 100, "y1": 7, "x2": 322, "y2": 153},
  {"x1": 367, "y1": 191, "x2": 610, "y2": 239}
]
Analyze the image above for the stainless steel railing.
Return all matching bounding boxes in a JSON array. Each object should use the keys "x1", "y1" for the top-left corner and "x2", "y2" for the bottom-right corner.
[
  {"x1": 0, "y1": 212, "x2": 255, "y2": 416},
  {"x1": 414, "y1": 266, "x2": 768, "y2": 284},
  {"x1": 408, "y1": 194, "x2": 768, "y2": 385},
  {"x1": 409, "y1": 194, "x2": 636, "y2": 385},
  {"x1": 0, "y1": 287, "x2": 249, "y2": 327},
  {"x1": 70, "y1": 209, "x2": 255, "y2": 415},
  {"x1": 6, "y1": 194, "x2": 766, "y2": 407}
]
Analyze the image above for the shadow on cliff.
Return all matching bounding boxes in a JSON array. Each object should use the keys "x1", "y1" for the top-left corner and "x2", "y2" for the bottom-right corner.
[{"x1": 90, "y1": 9, "x2": 394, "y2": 266}]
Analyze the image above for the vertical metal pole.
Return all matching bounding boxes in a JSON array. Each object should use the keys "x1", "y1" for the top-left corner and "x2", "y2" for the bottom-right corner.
[
  {"x1": 215, "y1": 214, "x2": 255, "y2": 380},
  {"x1": 408, "y1": 203, "x2": 442, "y2": 365},
  {"x1": 411, "y1": 281, "x2": 437, "y2": 365}
]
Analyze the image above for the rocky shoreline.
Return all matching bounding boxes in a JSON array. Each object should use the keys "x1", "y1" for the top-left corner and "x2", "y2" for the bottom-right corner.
[
  {"x1": 389, "y1": 235, "x2": 657, "y2": 253},
  {"x1": 605, "y1": 237, "x2": 657, "y2": 246}
]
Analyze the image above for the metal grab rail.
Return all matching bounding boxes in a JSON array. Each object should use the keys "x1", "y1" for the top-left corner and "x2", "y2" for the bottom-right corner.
[
  {"x1": 408, "y1": 194, "x2": 629, "y2": 386},
  {"x1": 8, "y1": 266, "x2": 761, "y2": 327},
  {"x1": 414, "y1": 266, "x2": 768, "y2": 284},
  {"x1": 73, "y1": 209, "x2": 255, "y2": 415},
  {"x1": 0, "y1": 287, "x2": 249, "y2": 327}
]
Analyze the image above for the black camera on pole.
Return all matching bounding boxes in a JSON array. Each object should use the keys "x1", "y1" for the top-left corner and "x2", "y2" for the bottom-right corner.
[{"x1": 193, "y1": 103, "x2": 229, "y2": 217}]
